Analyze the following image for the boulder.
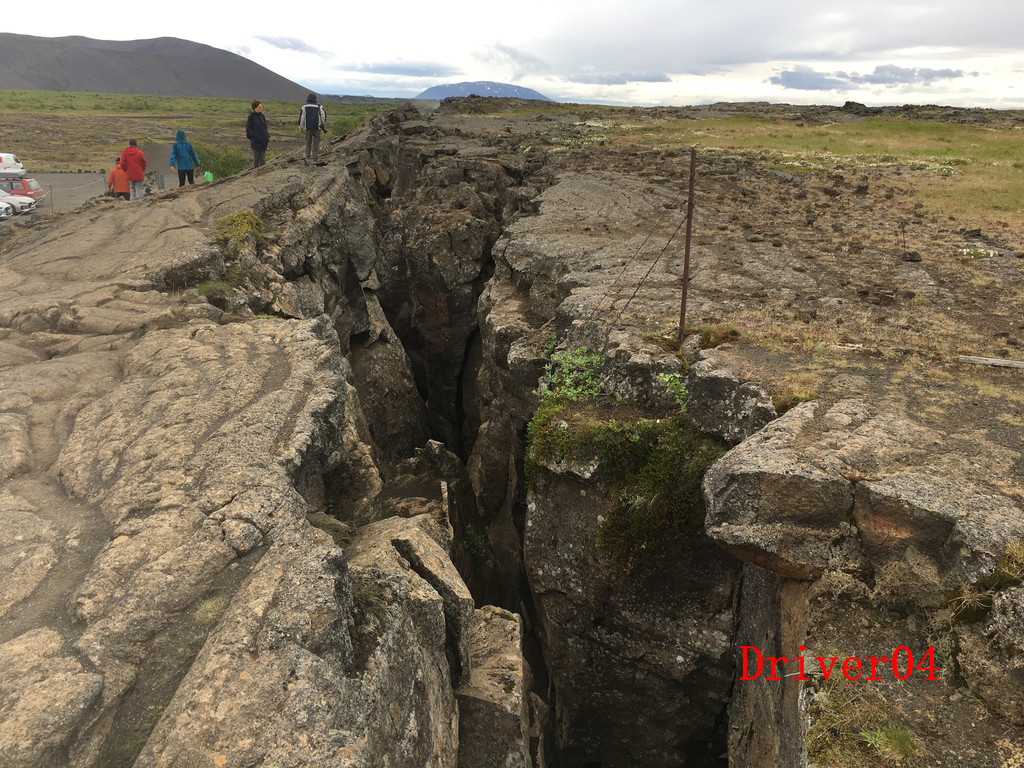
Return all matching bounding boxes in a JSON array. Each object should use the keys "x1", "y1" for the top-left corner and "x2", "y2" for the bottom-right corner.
[
  {"x1": 706, "y1": 399, "x2": 1024, "y2": 601},
  {"x1": 457, "y1": 606, "x2": 532, "y2": 768},
  {"x1": 855, "y1": 473, "x2": 1024, "y2": 602},
  {"x1": 704, "y1": 402, "x2": 858, "y2": 580},
  {"x1": 687, "y1": 350, "x2": 777, "y2": 442}
]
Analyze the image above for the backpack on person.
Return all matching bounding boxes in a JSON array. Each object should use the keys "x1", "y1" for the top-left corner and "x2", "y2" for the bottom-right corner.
[{"x1": 303, "y1": 103, "x2": 320, "y2": 132}]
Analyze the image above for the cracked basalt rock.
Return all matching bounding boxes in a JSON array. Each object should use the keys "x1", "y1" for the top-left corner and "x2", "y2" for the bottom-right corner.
[
  {"x1": 3, "y1": 98, "x2": 1023, "y2": 767},
  {"x1": 706, "y1": 396, "x2": 1024, "y2": 766},
  {"x1": 705, "y1": 399, "x2": 1024, "y2": 600},
  {"x1": 524, "y1": 465, "x2": 739, "y2": 767},
  {"x1": 686, "y1": 350, "x2": 777, "y2": 443},
  {"x1": 457, "y1": 606, "x2": 532, "y2": 768},
  {"x1": 959, "y1": 586, "x2": 1024, "y2": 725},
  {"x1": 0, "y1": 629, "x2": 103, "y2": 768}
]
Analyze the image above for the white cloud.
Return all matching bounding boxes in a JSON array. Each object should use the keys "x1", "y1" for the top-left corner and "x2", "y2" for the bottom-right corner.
[
  {"x1": 8, "y1": 0, "x2": 1024, "y2": 106},
  {"x1": 254, "y1": 37, "x2": 323, "y2": 55}
]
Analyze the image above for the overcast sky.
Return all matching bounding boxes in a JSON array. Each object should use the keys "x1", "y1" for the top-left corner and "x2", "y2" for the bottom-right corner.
[{"x1": 9, "y1": 0, "x2": 1024, "y2": 107}]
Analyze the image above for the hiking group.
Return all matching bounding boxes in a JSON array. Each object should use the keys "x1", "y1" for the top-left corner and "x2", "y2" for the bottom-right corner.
[
  {"x1": 247, "y1": 94, "x2": 327, "y2": 168},
  {"x1": 108, "y1": 129, "x2": 200, "y2": 200},
  {"x1": 109, "y1": 139, "x2": 146, "y2": 200},
  {"x1": 106, "y1": 95, "x2": 328, "y2": 200}
]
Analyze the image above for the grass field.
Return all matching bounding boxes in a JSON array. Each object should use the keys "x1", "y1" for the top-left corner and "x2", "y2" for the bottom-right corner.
[
  {"x1": 0, "y1": 90, "x2": 400, "y2": 172},
  {"x1": 439, "y1": 96, "x2": 1024, "y2": 238},
  {"x1": 9, "y1": 91, "x2": 1024, "y2": 235},
  {"x1": 0, "y1": 89, "x2": 400, "y2": 120},
  {"x1": 459, "y1": 102, "x2": 1024, "y2": 250},
  {"x1": 579, "y1": 111, "x2": 1024, "y2": 237}
]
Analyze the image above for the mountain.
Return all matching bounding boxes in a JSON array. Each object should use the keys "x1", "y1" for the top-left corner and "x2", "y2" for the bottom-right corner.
[
  {"x1": 0, "y1": 34, "x2": 311, "y2": 100},
  {"x1": 415, "y1": 81, "x2": 553, "y2": 101}
]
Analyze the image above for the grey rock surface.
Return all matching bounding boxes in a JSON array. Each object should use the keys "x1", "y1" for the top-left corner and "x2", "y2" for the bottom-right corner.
[
  {"x1": 0, "y1": 109, "x2": 524, "y2": 766},
  {"x1": 705, "y1": 398, "x2": 1024, "y2": 599},
  {"x1": 0, "y1": 628, "x2": 103, "y2": 768},
  {"x1": 457, "y1": 606, "x2": 532, "y2": 768},
  {"x1": 524, "y1": 464, "x2": 738, "y2": 767},
  {"x1": 687, "y1": 349, "x2": 777, "y2": 442},
  {"x1": 1, "y1": 98, "x2": 1022, "y2": 767},
  {"x1": 960, "y1": 586, "x2": 1024, "y2": 725}
]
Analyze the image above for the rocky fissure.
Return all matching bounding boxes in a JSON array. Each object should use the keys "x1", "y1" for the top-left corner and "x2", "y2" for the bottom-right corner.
[{"x1": 1, "y1": 99, "x2": 1022, "y2": 767}]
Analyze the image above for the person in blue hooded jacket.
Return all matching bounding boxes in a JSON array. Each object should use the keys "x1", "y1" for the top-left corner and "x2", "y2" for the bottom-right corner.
[{"x1": 169, "y1": 129, "x2": 201, "y2": 187}]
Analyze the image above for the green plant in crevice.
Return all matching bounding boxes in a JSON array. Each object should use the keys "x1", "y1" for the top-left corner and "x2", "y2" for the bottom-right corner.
[
  {"x1": 526, "y1": 346, "x2": 613, "y2": 486},
  {"x1": 526, "y1": 344, "x2": 725, "y2": 577},
  {"x1": 595, "y1": 415, "x2": 727, "y2": 577},
  {"x1": 537, "y1": 347, "x2": 606, "y2": 402},
  {"x1": 947, "y1": 584, "x2": 994, "y2": 623},
  {"x1": 193, "y1": 595, "x2": 230, "y2": 627},
  {"x1": 658, "y1": 372, "x2": 689, "y2": 409},
  {"x1": 541, "y1": 332, "x2": 558, "y2": 358},
  {"x1": 528, "y1": 407, "x2": 657, "y2": 481},
  {"x1": 211, "y1": 210, "x2": 264, "y2": 246},
  {"x1": 463, "y1": 523, "x2": 488, "y2": 568},
  {"x1": 699, "y1": 321, "x2": 742, "y2": 348},
  {"x1": 989, "y1": 540, "x2": 1024, "y2": 588},
  {"x1": 807, "y1": 665, "x2": 920, "y2": 767},
  {"x1": 195, "y1": 259, "x2": 252, "y2": 304},
  {"x1": 860, "y1": 725, "x2": 919, "y2": 761},
  {"x1": 196, "y1": 279, "x2": 231, "y2": 297},
  {"x1": 771, "y1": 387, "x2": 818, "y2": 413},
  {"x1": 945, "y1": 540, "x2": 1024, "y2": 623},
  {"x1": 527, "y1": 403, "x2": 727, "y2": 577}
]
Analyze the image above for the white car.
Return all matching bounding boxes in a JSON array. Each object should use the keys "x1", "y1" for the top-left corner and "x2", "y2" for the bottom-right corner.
[
  {"x1": 0, "y1": 153, "x2": 25, "y2": 178},
  {"x1": 0, "y1": 201, "x2": 13, "y2": 221},
  {"x1": 0, "y1": 189, "x2": 35, "y2": 214}
]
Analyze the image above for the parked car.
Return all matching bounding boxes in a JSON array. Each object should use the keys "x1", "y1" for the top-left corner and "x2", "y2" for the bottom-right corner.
[
  {"x1": 0, "y1": 177, "x2": 43, "y2": 200},
  {"x1": 0, "y1": 189, "x2": 35, "y2": 214},
  {"x1": 0, "y1": 200, "x2": 13, "y2": 221},
  {"x1": 0, "y1": 153, "x2": 25, "y2": 177}
]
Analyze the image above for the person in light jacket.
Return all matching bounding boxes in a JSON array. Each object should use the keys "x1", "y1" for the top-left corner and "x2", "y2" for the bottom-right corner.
[
  {"x1": 298, "y1": 93, "x2": 327, "y2": 164},
  {"x1": 246, "y1": 100, "x2": 270, "y2": 168},
  {"x1": 169, "y1": 129, "x2": 201, "y2": 187},
  {"x1": 119, "y1": 139, "x2": 147, "y2": 200}
]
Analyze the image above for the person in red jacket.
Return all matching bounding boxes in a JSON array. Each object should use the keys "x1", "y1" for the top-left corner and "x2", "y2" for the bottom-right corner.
[
  {"x1": 119, "y1": 139, "x2": 147, "y2": 200},
  {"x1": 106, "y1": 157, "x2": 130, "y2": 200}
]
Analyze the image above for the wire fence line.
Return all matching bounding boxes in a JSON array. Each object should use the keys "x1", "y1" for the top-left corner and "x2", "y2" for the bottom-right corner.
[{"x1": 579, "y1": 148, "x2": 697, "y2": 354}]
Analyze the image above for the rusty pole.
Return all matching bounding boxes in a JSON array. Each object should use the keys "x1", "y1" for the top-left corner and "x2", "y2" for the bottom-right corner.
[{"x1": 678, "y1": 148, "x2": 697, "y2": 349}]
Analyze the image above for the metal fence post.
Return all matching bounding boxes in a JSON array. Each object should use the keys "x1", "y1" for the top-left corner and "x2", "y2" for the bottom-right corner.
[{"x1": 678, "y1": 148, "x2": 697, "y2": 349}]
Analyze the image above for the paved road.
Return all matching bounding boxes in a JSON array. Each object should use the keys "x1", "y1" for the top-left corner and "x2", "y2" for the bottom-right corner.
[
  {"x1": 27, "y1": 170, "x2": 189, "y2": 215},
  {"x1": 30, "y1": 173, "x2": 108, "y2": 215}
]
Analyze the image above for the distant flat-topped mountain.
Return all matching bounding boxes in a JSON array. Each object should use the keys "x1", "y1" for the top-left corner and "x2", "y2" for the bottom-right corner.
[
  {"x1": 0, "y1": 33, "x2": 311, "y2": 100},
  {"x1": 415, "y1": 81, "x2": 553, "y2": 101}
]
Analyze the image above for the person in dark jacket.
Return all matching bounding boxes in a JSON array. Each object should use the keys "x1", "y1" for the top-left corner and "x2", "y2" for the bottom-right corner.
[
  {"x1": 246, "y1": 100, "x2": 271, "y2": 168},
  {"x1": 169, "y1": 129, "x2": 201, "y2": 187},
  {"x1": 119, "y1": 139, "x2": 147, "y2": 200},
  {"x1": 298, "y1": 93, "x2": 327, "y2": 164}
]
